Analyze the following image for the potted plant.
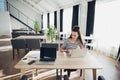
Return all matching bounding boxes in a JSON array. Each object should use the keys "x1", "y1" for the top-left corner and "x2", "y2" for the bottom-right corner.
[
  {"x1": 34, "y1": 20, "x2": 40, "y2": 34},
  {"x1": 47, "y1": 25, "x2": 57, "y2": 42}
]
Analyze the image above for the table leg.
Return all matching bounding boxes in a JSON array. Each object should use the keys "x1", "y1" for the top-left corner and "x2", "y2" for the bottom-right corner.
[
  {"x1": 32, "y1": 70, "x2": 36, "y2": 80},
  {"x1": 20, "y1": 69, "x2": 36, "y2": 80},
  {"x1": 60, "y1": 69, "x2": 62, "y2": 78},
  {"x1": 20, "y1": 69, "x2": 25, "y2": 77},
  {"x1": 56, "y1": 69, "x2": 59, "y2": 79},
  {"x1": 93, "y1": 69, "x2": 97, "y2": 80}
]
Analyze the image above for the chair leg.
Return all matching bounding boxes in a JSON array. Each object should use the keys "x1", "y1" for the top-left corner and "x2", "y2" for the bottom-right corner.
[
  {"x1": 67, "y1": 70, "x2": 71, "y2": 77},
  {"x1": 36, "y1": 69, "x2": 38, "y2": 75},
  {"x1": 21, "y1": 75, "x2": 28, "y2": 80},
  {"x1": 65, "y1": 69, "x2": 77, "y2": 77},
  {"x1": 80, "y1": 69, "x2": 82, "y2": 77},
  {"x1": 67, "y1": 69, "x2": 82, "y2": 77},
  {"x1": 25, "y1": 49, "x2": 27, "y2": 54},
  {"x1": 64, "y1": 69, "x2": 70, "y2": 77},
  {"x1": 17, "y1": 49, "x2": 19, "y2": 55},
  {"x1": 13, "y1": 49, "x2": 15, "y2": 60},
  {"x1": 64, "y1": 75, "x2": 69, "y2": 80}
]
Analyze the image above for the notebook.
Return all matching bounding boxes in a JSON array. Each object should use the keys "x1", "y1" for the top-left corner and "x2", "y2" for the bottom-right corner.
[
  {"x1": 39, "y1": 47, "x2": 57, "y2": 62},
  {"x1": 69, "y1": 48, "x2": 87, "y2": 58}
]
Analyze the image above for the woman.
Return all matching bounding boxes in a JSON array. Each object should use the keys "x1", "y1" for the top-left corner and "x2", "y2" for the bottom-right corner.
[
  {"x1": 60, "y1": 26, "x2": 84, "y2": 53},
  {"x1": 60, "y1": 25, "x2": 84, "y2": 77}
]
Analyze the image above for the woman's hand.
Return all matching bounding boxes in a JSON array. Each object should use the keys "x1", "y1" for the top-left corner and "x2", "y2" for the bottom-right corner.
[
  {"x1": 65, "y1": 49, "x2": 72, "y2": 57},
  {"x1": 64, "y1": 49, "x2": 72, "y2": 53}
]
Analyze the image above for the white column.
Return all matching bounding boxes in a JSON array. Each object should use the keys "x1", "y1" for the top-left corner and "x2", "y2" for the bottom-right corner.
[
  {"x1": 57, "y1": 10, "x2": 61, "y2": 49},
  {"x1": 78, "y1": 1, "x2": 88, "y2": 36}
]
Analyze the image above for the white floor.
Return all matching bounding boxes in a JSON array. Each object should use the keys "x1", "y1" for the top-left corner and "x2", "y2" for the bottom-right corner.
[
  {"x1": 0, "y1": 38, "x2": 12, "y2": 51},
  {"x1": 0, "y1": 38, "x2": 11, "y2": 41},
  {"x1": 0, "y1": 45, "x2": 12, "y2": 51}
]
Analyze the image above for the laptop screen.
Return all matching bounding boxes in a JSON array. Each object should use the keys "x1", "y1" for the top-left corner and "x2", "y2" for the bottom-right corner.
[{"x1": 40, "y1": 47, "x2": 56, "y2": 60}]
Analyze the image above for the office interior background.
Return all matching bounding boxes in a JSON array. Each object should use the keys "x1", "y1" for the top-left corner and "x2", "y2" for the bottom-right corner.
[
  {"x1": 0, "y1": 0, "x2": 120, "y2": 80},
  {"x1": 1, "y1": 0, "x2": 119, "y2": 58}
]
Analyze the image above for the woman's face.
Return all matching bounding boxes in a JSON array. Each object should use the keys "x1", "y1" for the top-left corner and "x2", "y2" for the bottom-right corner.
[{"x1": 71, "y1": 31, "x2": 78, "y2": 40}]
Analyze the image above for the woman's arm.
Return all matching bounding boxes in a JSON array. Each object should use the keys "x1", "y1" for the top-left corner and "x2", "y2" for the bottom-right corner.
[
  {"x1": 60, "y1": 47, "x2": 65, "y2": 53},
  {"x1": 60, "y1": 39, "x2": 67, "y2": 52}
]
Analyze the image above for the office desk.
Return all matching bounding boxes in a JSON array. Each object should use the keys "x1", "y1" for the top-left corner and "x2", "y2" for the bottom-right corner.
[{"x1": 15, "y1": 51, "x2": 103, "y2": 80}]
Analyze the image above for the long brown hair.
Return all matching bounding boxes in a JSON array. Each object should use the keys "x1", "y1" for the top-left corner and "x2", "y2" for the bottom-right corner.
[{"x1": 69, "y1": 25, "x2": 84, "y2": 46}]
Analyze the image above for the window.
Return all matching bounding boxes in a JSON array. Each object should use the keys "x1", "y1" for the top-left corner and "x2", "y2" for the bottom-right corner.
[
  {"x1": 50, "y1": 12, "x2": 54, "y2": 26},
  {"x1": 94, "y1": 0, "x2": 120, "y2": 58},
  {"x1": 63, "y1": 7, "x2": 73, "y2": 36},
  {"x1": 43, "y1": 13, "x2": 47, "y2": 30}
]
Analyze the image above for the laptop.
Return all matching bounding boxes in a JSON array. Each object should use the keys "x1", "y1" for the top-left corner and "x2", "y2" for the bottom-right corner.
[
  {"x1": 40, "y1": 47, "x2": 57, "y2": 62},
  {"x1": 69, "y1": 48, "x2": 87, "y2": 58}
]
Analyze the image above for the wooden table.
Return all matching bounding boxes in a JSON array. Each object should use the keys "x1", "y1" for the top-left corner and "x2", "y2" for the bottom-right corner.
[
  {"x1": 13, "y1": 35, "x2": 46, "y2": 42},
  {"x1": 14, "y1": 35, "x2": 46, "y2": 39},
  {"x1": 15, "y1": 51, "x2": 103, "y2": 80}
]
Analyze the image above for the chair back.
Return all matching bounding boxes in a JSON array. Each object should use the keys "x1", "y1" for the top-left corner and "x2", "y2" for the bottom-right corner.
[
  {"x1": 98, "y1": 75, "x2": 105, "y2": 80},
  {"x1": 11, "y1": 39, "x2": 26, "y2": 49},
  {"x1": 26, "y1": 39, "x2": 40, "y2": 50},
  {"x1": 41, "y1": 43, "x2": 59, "y2": 51}
]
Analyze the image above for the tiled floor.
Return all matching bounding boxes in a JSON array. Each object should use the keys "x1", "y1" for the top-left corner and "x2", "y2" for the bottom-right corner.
[{"x1": 0, "y1": 48, "x2": 120, "y2": 80}]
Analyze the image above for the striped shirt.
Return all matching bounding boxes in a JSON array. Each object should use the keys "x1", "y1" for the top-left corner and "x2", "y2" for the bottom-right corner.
[{"x1": 61, "y1": 39, "x2": 82, "y2": 50}]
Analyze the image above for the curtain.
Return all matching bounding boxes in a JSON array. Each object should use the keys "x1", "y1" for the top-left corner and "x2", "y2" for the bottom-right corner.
[
  {"x1": 60, "y1": 9, "x2": 63, "y2": 32},
  {"x1": 47, "y1": 13, "x2": 50, "y2": 27},
  {"x1": 41, "y1": 14, "x2": 43, "y2": 29},
  {"x1": 86, "y1": 0, "x2": 96, "y2": 36},
  {"x1": 72, "y1": 5, "x2": 79, "y2": 29},
  {"x1": 54, "y1": 11, "x2": 57, "y2": 28},
  {"x1": 94, "y1": 0, "x2": 120, "y2": 58}
]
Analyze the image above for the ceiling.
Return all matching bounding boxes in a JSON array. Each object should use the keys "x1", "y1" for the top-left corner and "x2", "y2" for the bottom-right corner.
[{"x1": 19, "y1": 0, "x2": 94, "y2": 14}]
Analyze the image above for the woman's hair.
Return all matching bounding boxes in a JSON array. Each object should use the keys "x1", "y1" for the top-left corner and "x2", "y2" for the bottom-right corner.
[{"x1": 69, "y1": 25, "x2": 84, "y2": 46}]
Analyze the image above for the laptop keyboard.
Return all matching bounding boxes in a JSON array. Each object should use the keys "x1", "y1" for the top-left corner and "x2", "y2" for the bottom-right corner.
[{"x1": 40, "y1": 58, "x2": 55, "y2": 62}]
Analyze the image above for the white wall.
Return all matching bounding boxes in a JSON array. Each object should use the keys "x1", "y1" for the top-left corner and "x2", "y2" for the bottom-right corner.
[
  {"x1": 7, "y1": 0, "x2": 41, "y2": 29},
  {"x1": 7, "y1": 0, "x2": 40, "y2": 20},
  {"x1": 0, "y1": 12, "x2": 11, "y2": 35}
]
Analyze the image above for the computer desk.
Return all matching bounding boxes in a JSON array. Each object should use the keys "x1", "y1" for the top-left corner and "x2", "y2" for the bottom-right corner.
[{"x1": 15, "y1": 51, "x2": 103, "y2": 80}]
